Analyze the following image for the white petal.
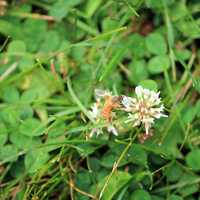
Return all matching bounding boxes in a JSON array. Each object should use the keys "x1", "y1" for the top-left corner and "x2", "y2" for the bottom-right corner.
[
  {"x1": 95, "y1": 89, "x2": 112, "y2": 100},
  {"x1": 145, "y1": 123, "x2": 151, "y2": 135},
  {"x1": 142, "y1": 117, "x2": 154, "y2": 124},
  {"x1": 135, "y1": 86, "x2": 143, "y2": 98},
  {"x1": 90, "y1": 128, "x2": 98, "y2": 137},
  {"x1": 125, "y1": 113, "x2": 141, "y2": 126},
  {"x1": 121, "y1": 96, "x2": 136, "y2": 111},
  {"x1": 160, "y1": 104, "x2": 165, "y2": 111},
  {"x1": 133, "y1": 120, "x2": 141, "y2": 127},
  {"x1": 121, "y1": 96, "x2": 132, "y2": 107},
  {"x1": 125, "y1": 113, "x2": 135, "y2": 123},
  {"x1": 161, "y1": 113, "x2": 168, "y2": 118},
  {"x1": 107, "y1": 125, "x2": 118, "y2": 136},
  {"x1": 89, "y1": 103, "x2": 100, "y2": 119},
  {"x1": 90, "y1": 127, "x2": 103, "y2": 137},
  {"x1": 143, "y1": 88, "x2": 151, "y2": 99}
]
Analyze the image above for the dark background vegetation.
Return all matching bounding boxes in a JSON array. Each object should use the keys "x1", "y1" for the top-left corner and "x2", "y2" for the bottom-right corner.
[{"x1": 0, "y1": 0, "x2": 200, "y2": 199}]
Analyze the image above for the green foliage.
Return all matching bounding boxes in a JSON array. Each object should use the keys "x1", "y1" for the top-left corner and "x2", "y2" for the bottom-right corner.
[
  {"x1": 98, "y1": 171, "x2": 132, "y2": 200},
  {"x1": 19, "y1": 118, "x2": 45, "y2": 136},
  {"x1": 130, "y1": 189, "x2": 152, "y2": 200},
  {"x1": 186, "y1": 150, "x2": 200, "y2": 171},
  {"x1": 168, "y1": 195, "x2": 183, "y2": 200},
  {"x1": 0, "y1": 0, "x2": 199, "y2": 199},
  {"x1": 164, "y1": 162, "x2": 183, "y2": 182},
  {"x1": 50, "y1": 0, "x2": 82, "y2": 21},
  {"x1": 148, "y1": 55, "x2": 170, "y2": 74},
  {"x1": 145, "y1": 32, "x2": 167, "y2": 55},
  {"x1": 128, "y1": 59, "x2": 148, "y2": 84},
  {"x1": 0, "y1": 123, "x2": 8, "y2": 146},
  {"x1": 129, "y1": 33, "x2": 147, "y2": 58},
  {"x1": 139, "y1": 79, "x2": 158, "y2": 91},
  {"x1": 85, "y1": 0, "x2": 102, "y2": 17},
  {"x1": 7, "y1": 40, "x2": 26, "y2": 54},
  {"x1": 0, "y1": 145, "x2": 18, "y2": 163},
  {"x1": 25, "y1": 149, "x2": 50, "y2": 173}
]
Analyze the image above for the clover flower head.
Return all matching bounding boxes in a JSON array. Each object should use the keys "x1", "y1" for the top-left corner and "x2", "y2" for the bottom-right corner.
[
  {"x1": 88, "y1": 86, "x2": 167, "y2": 139},
  {"x1": 123, "y1": 86, "x2": 167, "y2": 135},
  {"x1": 89, "y1": 90, "x2": 118, "y2": 137}
]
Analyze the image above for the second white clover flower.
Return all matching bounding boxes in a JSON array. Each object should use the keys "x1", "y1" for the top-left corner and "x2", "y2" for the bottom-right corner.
[{"x1": 122, "y1": 86, "x2": 167, "y2": 136}]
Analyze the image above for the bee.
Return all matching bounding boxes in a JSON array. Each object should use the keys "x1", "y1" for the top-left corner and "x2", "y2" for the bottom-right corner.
[{"x1": 95, "y1": 89, "x2": 122, "y2": 121}]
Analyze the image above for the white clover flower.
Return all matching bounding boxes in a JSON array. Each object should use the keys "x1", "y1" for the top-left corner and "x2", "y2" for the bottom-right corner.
[
  {"x1": 123, "y1": 86, "x2": 167, "y2": 135},
  {"x1": 89, "y1": 91, "x2": 119, "y2": 137}
]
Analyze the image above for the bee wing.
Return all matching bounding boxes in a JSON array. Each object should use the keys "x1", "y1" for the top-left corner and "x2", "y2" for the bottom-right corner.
[
  {"x1": 120, "y1": 95, "x2": 135, "y2": 111},
  {"x1": 94, "y1": 89, "x2": 112, "y2": 100}
]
